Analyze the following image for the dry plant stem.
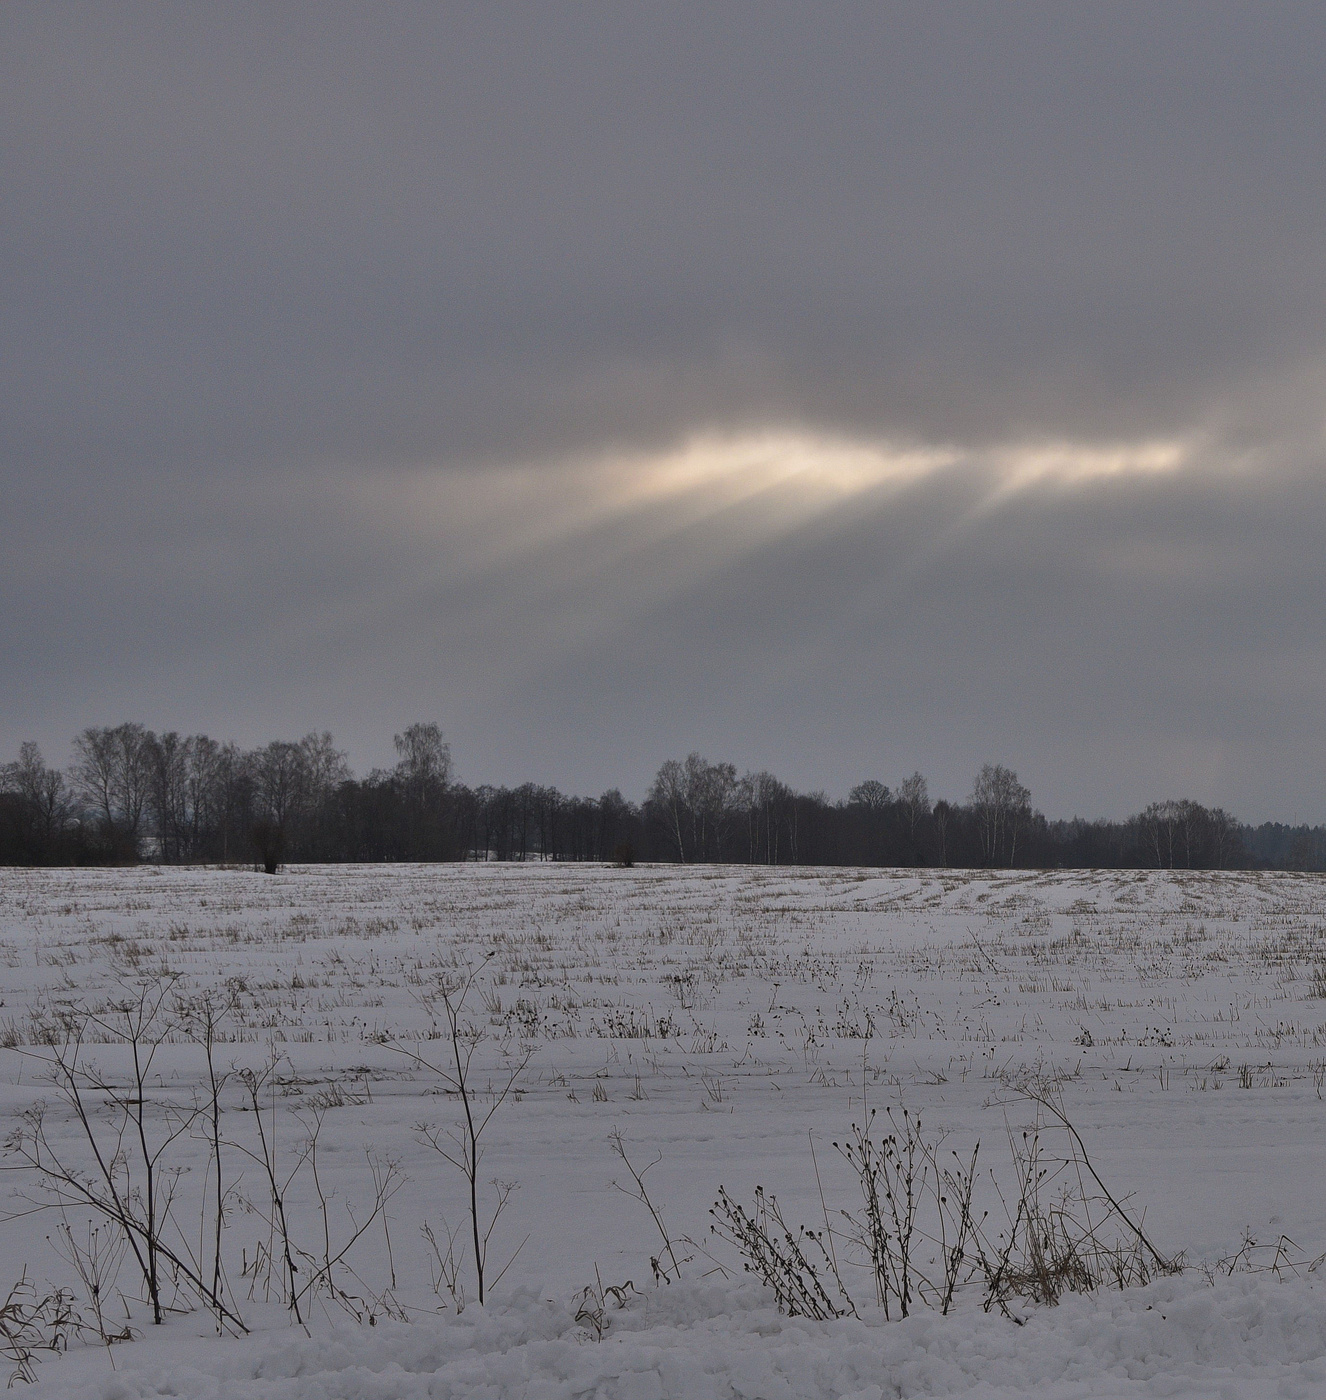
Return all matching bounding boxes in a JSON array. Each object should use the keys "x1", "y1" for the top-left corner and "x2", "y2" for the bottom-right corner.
[
  {"x1": 808, "y1": 1131, "x2": 844, "y2": 1284},
  {"x1": 929, "y1": 1143, "x2": 981, "y2": 1314},
  {"x1": 421, "y1": 1216, "x2": 467, "y2": 1310},
  {"x1": 834, "y1": 1109, "x2": 928, "y2": 1318},
  {"x1": 296, "y1": 1105, "x2": 404, "y2": 1318},
  {"x1": 237, "y1": 1063, "x2": 305, "y2": 1328},
  {"x1": 1209, "y1": 1229, "x2": 1326, "y2": 1280},
  {"x1": 396, "y1": 956, "x2": 533, "y2": 1306},
  {"x1": 5, "y1": 984, "x2": 247, "y2": 1334},
  {"x1": 483, "y1": 1215, "x2": 531, "y2": 1297},
  {"x1": 376, "y1": 1155, "x2": 399, "y2": 1293},
  {"x1": 50, "y1": 1218, "x2": 134, "y2": 1353},
  {"x1": 976, "y1": 1123, "x2": 1040, "y2": 1315},
  {"x1": 232, "y1": 1061, "x2": 403, "y2": 1328},
  {"x1": 125, "y1": 988, "x2": 166, "y2": 1321},
  {"x1": 973, "y1": 1110, "x2": 1170, "y2": 1310},
  {"x1": 607, "y1": 1129, "x2": 684, "y2": 1283},
  {"x1": 1023, "y1": 1086, "x2": 1175, "y2": 1272},
  {"x1": 574, "y1": 1267, "x2": 640, "y2": 1341},
  {"x1": 180, "y1": 990, "x2": 235, "y2": 1330},
  {"x1": 710, "y1": 1185, "x2": 850, "y2": 1321}
]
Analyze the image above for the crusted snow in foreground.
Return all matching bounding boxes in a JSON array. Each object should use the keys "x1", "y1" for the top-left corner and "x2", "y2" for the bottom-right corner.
[
  {"x1": 3, "y1": 863, "x2": 1326, "y2": 1396},
  {"x1": 31, "y1": 1276, "x2": 1326, "y2": 1399}
]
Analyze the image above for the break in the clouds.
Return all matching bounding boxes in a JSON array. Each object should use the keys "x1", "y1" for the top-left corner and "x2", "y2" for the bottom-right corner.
[{"x1": 4, "y1": 2, "x2": 1326, "y2": 820}]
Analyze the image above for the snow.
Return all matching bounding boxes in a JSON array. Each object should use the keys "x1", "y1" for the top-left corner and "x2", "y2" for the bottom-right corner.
[
  {"x1": 2, "y1": 862, "x2": 1326, "y2": 1397},
  {"x1": 29, "y1": 1276, "x2": 1326, "y2": 1399}
]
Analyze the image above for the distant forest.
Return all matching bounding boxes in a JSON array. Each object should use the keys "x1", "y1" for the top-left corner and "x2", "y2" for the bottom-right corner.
[{"x1": 2, "y1": 723, "x2": 1324, "y2": 871}]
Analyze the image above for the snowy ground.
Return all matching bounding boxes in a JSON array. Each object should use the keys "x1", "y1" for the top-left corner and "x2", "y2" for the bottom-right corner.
[{"x1": 2, "y1": 862, "x2": 1326, "y2": 1397}]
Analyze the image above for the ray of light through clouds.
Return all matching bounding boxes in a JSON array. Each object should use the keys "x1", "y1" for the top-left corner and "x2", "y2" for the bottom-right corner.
[
  {"x1": 5, "y1": 3, "x2": 1326, "y2": 818},
  {"x1": 393, "y1": 429, "x2": 1193, "y2": 618}
]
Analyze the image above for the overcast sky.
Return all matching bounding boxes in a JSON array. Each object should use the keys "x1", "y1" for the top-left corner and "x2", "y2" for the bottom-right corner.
[{"x1": 5, "y1": 3, "x2": 1326, "y2": 819}]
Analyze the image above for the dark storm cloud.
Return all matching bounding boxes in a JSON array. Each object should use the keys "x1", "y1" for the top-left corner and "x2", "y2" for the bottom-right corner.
[
  {"x1": 4, "y1": 3, "x2": 1326, "y2": 816},
  {"x1": 8, "y1": 1, "x2": 1326, "y2": 467}
]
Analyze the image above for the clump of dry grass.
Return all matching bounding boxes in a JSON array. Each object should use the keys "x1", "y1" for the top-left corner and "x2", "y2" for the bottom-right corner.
[
  {"x1": 0, "y1": 1273, "x2": 94, "y2": 1386},
  {"x1": 710, "y1": 1087, "x2": 1179, "y2": 1322}
]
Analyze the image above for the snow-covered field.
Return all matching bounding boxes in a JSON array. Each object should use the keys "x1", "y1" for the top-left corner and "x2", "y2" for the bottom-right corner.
[{"x1": 3, "y1": 862, "x2": 1326, "y2": 1397}]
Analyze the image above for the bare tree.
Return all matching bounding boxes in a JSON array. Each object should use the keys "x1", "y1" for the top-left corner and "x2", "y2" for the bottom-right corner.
[
  {"x1": 250, "y1": 819, "x2": 285, "y2": 875},
  {"x1": 688, "y1": 755, "x2": 739, "y2": 861},
  {"x1": 211, "y1": 742, "x2": 253, "y2": 863},
  {"x1": 1135, "y1": 798, "x2": 1242, "y2": 869},
  {"x1": 182, "y1": 736, "x2": 224, "y2": 859},
  {"x1": 744, "y1": 771, "x2": 792, "y2": 864},
  {"x1": 848, "y1": 780, "x2": 890, "y2": 812},
  {"x1": 649, "y1": 759, "x2": 690, "y2": 861},
  {"x1": 897, "y1": 772, "x2": 930, "y2": 864},
  {"x1": 2, "y1": 743, "x2": 71, "y2": 845},
  {"x1": 70, "y1": 727, "x2": 118, "y2": 832},
  {"x1": 651, "y1": 754, "x2": 746, "y2": 863},
  {"x1": 298, "y1": 732, "x2": 350, "y2": 806},
  {"x1": 1204, "y1": 806, "x2": 1242, "y2": 867},
  {"x1": 847, "y1": 779, "x2": 891, "y2": 867},
  {"x1": 71, "y1": 724, "x2": 154, "y2": 852},
  {"x1": 597, "y1": 787, "x2": 634, "y2": 863},
  {"x1": 931, "y1": 799, "x2": 951, "y2": 867},
  {"x1": 394, "y1": 722, "x2": 451, "y2": 796},
  {"x1": 252, "y1": 741, "x2": 307, "y2": 833},
  {"x1": 1136, "y1": 799, "x2": 1180, "y2": 868},
  {"x1": 146, "y1": 732, "x2": 191, "y2": 862},
  {"x1": 290, "y1": 732, "x2": 349, "y2": 857},
  {"x1": 971, "y1": 763, "x2": 1031, "y2": 867}
]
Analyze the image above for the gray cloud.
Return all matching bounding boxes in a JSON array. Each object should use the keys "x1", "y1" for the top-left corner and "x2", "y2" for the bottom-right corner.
[{"x1": 4, "y1": 3, "x2": 1326, "y2": 818}]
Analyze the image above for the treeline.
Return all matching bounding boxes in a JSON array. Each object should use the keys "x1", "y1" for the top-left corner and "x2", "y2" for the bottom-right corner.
[
  {"x1": 0, "y1": 724, "x2": 634, "y2": 869},
  {"x1": 0, "y1": 724, "x2": 1319, "y2": 871}
]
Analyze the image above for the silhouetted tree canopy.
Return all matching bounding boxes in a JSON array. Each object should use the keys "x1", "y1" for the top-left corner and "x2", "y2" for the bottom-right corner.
[{"x1": 0, "y1": 727, "x2": 1311, "y2": 871}]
